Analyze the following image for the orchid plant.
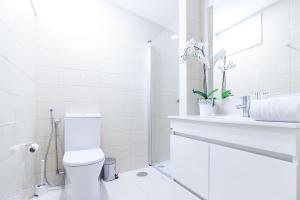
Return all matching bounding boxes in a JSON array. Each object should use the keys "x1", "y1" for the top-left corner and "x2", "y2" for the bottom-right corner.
[
  {"x1": 180, "y1": 39, "x2": 212, "y2": 98},
  {"x1": 214, "y1": 49, "x2": 236, "y2": 99},
  {"x1": 192, "y1": 88, "x2": 219, "y2": 104}
]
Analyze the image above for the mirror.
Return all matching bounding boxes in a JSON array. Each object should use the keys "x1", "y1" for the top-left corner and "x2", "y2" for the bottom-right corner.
[{"x1": 211, "y1": 0, "x2": 300, "y2": 97}]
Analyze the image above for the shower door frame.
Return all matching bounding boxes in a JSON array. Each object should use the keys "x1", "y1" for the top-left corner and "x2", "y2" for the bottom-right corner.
[
  {"x1": 146, "y1": 40, "x2": 174, "y2": 178},
  {"x1": 147, "y1": 40, "x2": 153, "y2": 166}
]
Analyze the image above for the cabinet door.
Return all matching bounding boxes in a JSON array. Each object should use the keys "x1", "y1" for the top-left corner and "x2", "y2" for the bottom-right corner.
[
  {"x1": 171, "y1": 135, "x2": 209, "y2": 199},
  {"x1": 210, "y1": 145, "x2": 297, "y2": 200}
]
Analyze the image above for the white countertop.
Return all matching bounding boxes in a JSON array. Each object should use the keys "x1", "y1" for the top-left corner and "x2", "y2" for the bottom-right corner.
[{"x1": 168, "y1": 115, "x2": 300, "y2": 129}]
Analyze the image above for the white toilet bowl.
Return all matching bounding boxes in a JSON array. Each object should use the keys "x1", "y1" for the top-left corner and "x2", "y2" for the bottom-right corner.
[{"x1": 63, "y1": 148, "x2": 105, "y2": 200}]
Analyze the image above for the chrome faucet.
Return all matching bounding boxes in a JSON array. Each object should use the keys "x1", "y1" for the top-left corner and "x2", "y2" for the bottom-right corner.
[
  {"x1": 254, "y1": 91, "x2": 270, "y2": 100},
  {"x1": 236, "y1": 96, "x2": 251, "y2": 117}
]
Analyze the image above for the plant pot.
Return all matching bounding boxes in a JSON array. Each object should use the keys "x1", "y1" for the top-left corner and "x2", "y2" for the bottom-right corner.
[
  {"x1": 214, "y1": 99, "x2": 230, "y2": 116},
  {"x1": 214, "y1": 98, "x2": 243, "y2": 116},
  {"x1": 198, "y1": 99, "x2": 215, "y2": 116}
]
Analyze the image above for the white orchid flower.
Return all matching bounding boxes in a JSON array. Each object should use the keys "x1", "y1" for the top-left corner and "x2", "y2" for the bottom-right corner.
[
  {"x1": 186, "y1": 39, "x2": 196, "y2": 48},
  {"x1": 226, "y1": 62, "x2": 236, "y2": 70},
  {"x1": 180, "y1": 38, "x2": 210, "y2": 68},
  {"x1": 196, "y1": 42, "x2": 204, "y2": 49},
  {"x1": 217, "y1": 60, "x2": 236, "y2": 72},
  {"x1": 180, "y1": 38, "x2": 211, "y2": 95}
]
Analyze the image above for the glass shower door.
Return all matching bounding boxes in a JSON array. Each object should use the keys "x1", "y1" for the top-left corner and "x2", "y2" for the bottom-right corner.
[{"x1": 149, "y1": 29, "x2": 179, "y2": 177}]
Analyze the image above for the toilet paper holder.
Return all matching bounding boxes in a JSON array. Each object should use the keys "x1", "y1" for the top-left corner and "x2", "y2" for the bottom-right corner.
[
  {"x1": 28, "y1": 143, "x2": 39, "y2": 153},
  {"x1": 9, "y1": 142, "x2": 39, "y2": 155}
]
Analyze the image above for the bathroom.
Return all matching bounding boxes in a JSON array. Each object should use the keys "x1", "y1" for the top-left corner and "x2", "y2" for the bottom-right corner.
[{"x1": 0, "y1": 0, "x2": 299, "y2": 199}]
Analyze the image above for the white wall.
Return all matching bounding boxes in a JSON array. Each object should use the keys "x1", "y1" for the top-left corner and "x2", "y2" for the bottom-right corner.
[
  {"x1": 179, "y1": 0, "x2": 208, "y2": 115},
  {"x1": 151, "y1": 29, "x2": 179, "y2": 163},
  {"x1": 0, "y1": 0, "x2": 36, "y2": 199},
  {"x1": 34, "y1": 0, "x2": 164, "y2": 185},
  {"x1": 214, "y1": 0, "x2": 300, "y2": 97},
  {"x1": 290, "y1": 0, "x2": 300, "y2": 93}
]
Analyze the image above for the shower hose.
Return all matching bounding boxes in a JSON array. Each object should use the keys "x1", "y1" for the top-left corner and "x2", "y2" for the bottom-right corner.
[{"x1": 44, "y1": 109, "x2": 64, "y2": 186}]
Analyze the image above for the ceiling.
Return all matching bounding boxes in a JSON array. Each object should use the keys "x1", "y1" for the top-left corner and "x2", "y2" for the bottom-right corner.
[{"x1": 108, "y1": 0, "x2": 178, "y2": 31}]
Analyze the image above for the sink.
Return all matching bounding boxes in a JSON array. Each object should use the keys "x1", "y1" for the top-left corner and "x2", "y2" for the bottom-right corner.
[{"x1": 214, "y1": 98, "x2": 244, "y2": 117}]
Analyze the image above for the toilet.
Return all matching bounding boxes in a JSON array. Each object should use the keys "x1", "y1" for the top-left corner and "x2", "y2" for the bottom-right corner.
[{"x1": 63, "y1": 113, "x2": 105, "y2": 200}]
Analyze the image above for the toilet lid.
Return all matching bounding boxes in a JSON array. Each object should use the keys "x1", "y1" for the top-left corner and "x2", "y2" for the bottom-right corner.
[{"x1": 63, "y1": 148, "x2": 105, "y2": 167}]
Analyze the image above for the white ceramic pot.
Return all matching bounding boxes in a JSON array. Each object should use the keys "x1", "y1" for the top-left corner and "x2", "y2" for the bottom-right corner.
[
  {"x1": 198, "y1": 99, "x2": 215, "y2": 116},
  {"x1": 214, "y1": 99, "x2": 229, "y2": 116},
  {"x1": 214, "y1": 98, "x2": 243, "y2": 116}
]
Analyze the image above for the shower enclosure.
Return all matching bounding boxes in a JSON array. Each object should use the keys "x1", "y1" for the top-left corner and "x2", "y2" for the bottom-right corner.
[{"x1": 148, "y1": 29, "x2": 179, "y2": 177}]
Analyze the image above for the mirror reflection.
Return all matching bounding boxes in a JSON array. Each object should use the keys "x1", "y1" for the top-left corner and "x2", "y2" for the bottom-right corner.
[{"x1": 211, "y1": 0, "x2": 300, "y2": 97}]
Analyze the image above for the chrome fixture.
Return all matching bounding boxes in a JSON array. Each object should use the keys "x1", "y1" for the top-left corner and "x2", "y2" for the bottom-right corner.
[
  {"x1": 236, "y1": 96, "x2": 251, "y2": 117},
  {"x1": 28, "y1": 143, "x2": 39, "y2": 153},
  {"x1": 44, "y1": 109, "x2": 65, "y2": 187},
  {"x1": 254, "y1": 91, "x2": 270, "y2": 100},
  {"x1": 147, "y1": 41, "x2": 152, "y2": 166}
]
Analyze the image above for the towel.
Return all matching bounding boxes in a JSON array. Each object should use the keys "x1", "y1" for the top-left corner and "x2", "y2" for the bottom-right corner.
[{"x1": 249, "y1": 95, "x2": 300, "y2": 122}]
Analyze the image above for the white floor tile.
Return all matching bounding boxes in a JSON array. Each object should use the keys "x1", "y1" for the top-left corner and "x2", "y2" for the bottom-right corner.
[
  {"x1": 153, "y1": 160, "x2": 171, "y2": 177},
  {"x1": 32, "y1": 167, "x2": 198, "y2": 200}
]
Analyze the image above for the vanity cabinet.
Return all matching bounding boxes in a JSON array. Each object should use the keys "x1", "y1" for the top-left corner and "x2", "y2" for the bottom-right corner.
[
  {"x1": 210, "y1": 144, "x2": 296, "y2": 200},
  {"x1": 171, "y1": 135, "x2": 209, "y2": 199},
  {"x1": 169, "y1": 116, "x2": 300, "y2": 200}
]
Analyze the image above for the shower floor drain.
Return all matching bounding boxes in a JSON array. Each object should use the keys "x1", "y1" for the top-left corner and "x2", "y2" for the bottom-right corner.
[{"x1": 136, "y1": 171, "x2": 148, "y2": 177}]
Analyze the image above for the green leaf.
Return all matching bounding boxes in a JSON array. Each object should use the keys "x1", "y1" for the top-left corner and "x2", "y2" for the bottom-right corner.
[
  {"x1": 192, "y1": 89, "x2": 207, "y2": 99},
  {"x1": 207, "y1": 89, "x2": 219, "y2": 98},
  {"x1": 222, "y1": 90, "x2": 233, "y2": 99}
]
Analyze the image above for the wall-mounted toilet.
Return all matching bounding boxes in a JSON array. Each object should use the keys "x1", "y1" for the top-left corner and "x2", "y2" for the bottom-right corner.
[{"x1": 63, "y1": 113, "x2": 105, "y2": 200}]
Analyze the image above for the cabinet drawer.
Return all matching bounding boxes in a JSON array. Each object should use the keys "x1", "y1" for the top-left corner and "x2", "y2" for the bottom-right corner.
[
  {"x1": 210, "y1": 144, "x2": 297, "y2": 200},
  {"x1": 171, "y1": 135, "x2": 209, "y2": 199}
]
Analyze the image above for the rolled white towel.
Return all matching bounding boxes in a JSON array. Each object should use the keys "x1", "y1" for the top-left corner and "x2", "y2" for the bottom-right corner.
[{"x1": 250, "y1": 96, "x2": 300, "y2": 122}]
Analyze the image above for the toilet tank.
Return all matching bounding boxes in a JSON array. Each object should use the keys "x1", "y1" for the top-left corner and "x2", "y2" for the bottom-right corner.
[{"x1": 64, "y1": 113, "x2": 102, "y2": 152}]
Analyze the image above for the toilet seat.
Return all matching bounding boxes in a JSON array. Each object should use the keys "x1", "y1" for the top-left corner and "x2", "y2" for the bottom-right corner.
[{"x1": 63, "y1": 148, "x2": 105, "y2": 167}]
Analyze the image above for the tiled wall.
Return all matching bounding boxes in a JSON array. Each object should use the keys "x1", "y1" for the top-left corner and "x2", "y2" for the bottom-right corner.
[
  {"x1": 179, "y1": 0, "x2": 207, "y2": 115},
  {"x1": 151, "y1": 29, "x2": 179, "y2": 163},
  {"x1": 214, "y1": 0, "x2": 300, "y2": 97},
  {"x1": 0, "y1": 0, "x2": 36, "y2": 199},
  {"x1": 34, "y1": 0, "x2": 164, "y2": 185},
  {"x1": 290, "y1": 0, "x2": 300, "y2": 94}
]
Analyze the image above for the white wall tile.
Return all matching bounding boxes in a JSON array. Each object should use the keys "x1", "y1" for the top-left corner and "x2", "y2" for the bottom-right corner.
[
  {"x1": 0, "y1": 0, "x2": 35, "y2": 198},
  {"x1": 36, "y1": 66, "x2": 64, "y2": 85},
  {"x1": 63, "y1": 85, "x2": 100, "y2": 102},
  {"x1": 63, "y1": 69, "x2": 100, "y2": 87},
  {"x1": 36, "y1": 84, "x2": 64, "y2": 102},
  {"x1": 34, "y1": 0, "x2": 164, "y2": 178}
]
